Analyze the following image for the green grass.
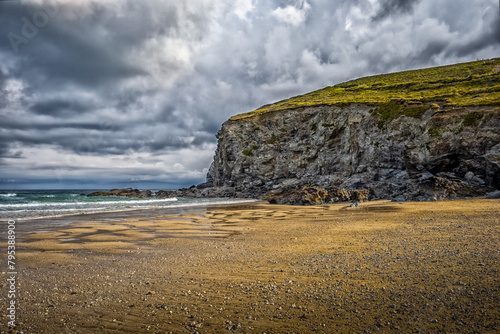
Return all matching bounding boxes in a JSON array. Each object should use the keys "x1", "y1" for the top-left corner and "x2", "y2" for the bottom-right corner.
[
  {"x1": 371, "y1": 100, "x2": 429, "y2": 129},
  {"x1": 231, "y1": 58, "x2": 500, "y2": 121}
]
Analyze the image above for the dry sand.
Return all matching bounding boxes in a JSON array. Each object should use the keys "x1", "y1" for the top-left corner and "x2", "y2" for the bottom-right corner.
[{"x1": 1, "y1": 199, "x2": 499, "y2": 333}]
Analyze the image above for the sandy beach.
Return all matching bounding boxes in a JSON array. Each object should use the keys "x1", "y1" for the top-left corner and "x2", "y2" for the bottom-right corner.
[{"x1": 1, "y1": 199, "x2": 499, "y2": 333}]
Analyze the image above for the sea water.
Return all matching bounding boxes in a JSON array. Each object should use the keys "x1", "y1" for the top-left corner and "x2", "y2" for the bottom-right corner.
[{"x1": 0, "y1": 189, "x2": 257, "y2": 220}]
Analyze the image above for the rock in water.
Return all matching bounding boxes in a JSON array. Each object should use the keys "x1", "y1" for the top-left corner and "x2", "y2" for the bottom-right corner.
[{"x1": 87, "y1": 188, "x2": 151, "y2": 198}]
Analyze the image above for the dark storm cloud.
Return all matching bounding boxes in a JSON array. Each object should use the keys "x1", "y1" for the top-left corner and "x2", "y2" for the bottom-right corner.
[
  {"x1": 0, "y1": 116, "x2": 117, "y2": 131},
  {"x1": 372, "y1": 0, "x2": 421, "y2": 22},
  {"x1": 0, "y1": 1, "x2": 179, "y2": 86},
  {"x1": 446, "y1": 10, "x2": 500, "y2": 57},
  {"x1": 0, "y1": 142, "x2": 20, "y2": 163},
  {"x1": 1, "y1": 126, "x2": 195, "y2": 155},
  {"x1": 30, "y1": 99, "x2": 90, "y2": 116},
  {"x1": 0, "y1": 0, "x2": 499, "y2": 188},
  {"x1": 3, "y1": 9, "x2": 211, "y2": 85}
]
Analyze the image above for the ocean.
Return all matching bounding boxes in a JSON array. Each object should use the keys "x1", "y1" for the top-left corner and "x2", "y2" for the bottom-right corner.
[{"x1": 0, "y1": 189, "x2": 258, "y2": 221}]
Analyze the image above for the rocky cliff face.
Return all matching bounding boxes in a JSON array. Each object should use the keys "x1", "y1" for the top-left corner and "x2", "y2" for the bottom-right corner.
[{"x1": 205, "y1": 103, "x2": 500, "y2": 203}]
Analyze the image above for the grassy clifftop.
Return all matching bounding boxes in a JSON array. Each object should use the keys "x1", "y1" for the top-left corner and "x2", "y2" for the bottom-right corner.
[{"x1": 231, "y1": 58, "x2": 500, "y2": 121}]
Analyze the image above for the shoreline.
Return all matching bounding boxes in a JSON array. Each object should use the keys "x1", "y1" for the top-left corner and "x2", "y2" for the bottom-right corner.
[
  {"x1": 1, "y1": 197, "x2": 261, "y2": 224},
  {"x1": 1, "y1": 199, "x2": 499, "y2": 333}
]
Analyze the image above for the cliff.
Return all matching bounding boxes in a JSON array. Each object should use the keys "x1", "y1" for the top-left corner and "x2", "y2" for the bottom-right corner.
[
  {"x1": 91, "y1": 60, "x2": 500, "y2": 203},
  {"x1": 207, "y1": 103, "x2": 498, "y2": 202},
  {"x1": 199, "y1": 59, "x2": 500, "y2": 204}
]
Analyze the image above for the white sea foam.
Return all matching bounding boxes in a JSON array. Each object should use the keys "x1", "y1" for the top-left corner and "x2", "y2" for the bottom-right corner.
[
  {"x1": 0, "y1": 197, "x2": 178, "y2": 209},
  {"x1": 0, "y1": 193, "x2": 17, "y2": 197},
  {"x1": 0, "y1": 195, "x2": 258, "y2": 220}
]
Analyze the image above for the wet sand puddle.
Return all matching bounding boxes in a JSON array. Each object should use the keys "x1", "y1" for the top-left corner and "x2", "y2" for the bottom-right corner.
[{"x1": 20, "y1": 211, "x2": 245, "y2": 255}]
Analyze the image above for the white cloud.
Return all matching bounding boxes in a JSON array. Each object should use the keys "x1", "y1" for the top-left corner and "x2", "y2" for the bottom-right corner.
[
  {"x1": 271, "y1": 1, "x2": 311, "y2": 26},
  {"x1": 233, "y1": 0, "x2": 254, "y2": 20},
  {"x1": 4, "y1": 79, "x2": 25, "y2": 105}
]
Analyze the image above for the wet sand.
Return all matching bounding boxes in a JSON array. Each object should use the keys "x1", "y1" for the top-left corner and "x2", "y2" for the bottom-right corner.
[{"x1": 1, "y1": 199, "x2": 499, "y2": 333}]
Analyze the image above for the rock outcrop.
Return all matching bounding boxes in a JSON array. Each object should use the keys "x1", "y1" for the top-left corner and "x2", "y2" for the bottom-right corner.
[
  {"x1": 205, "y1": 104, "x2": 500, "y2": 204},
  {"x1": 88, "y1": 188, "x2": 152, "y2": 198}
]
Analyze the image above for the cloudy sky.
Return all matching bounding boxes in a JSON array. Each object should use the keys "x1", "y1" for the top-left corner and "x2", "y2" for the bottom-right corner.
[{"x1": 0, "y1": 0, "x2": 499, "y2": 189}]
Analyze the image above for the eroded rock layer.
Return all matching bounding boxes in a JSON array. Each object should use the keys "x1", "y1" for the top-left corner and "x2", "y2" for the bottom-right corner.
[{"x1": 205, "y1": 104, "x2": 500, "y2": 203}]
